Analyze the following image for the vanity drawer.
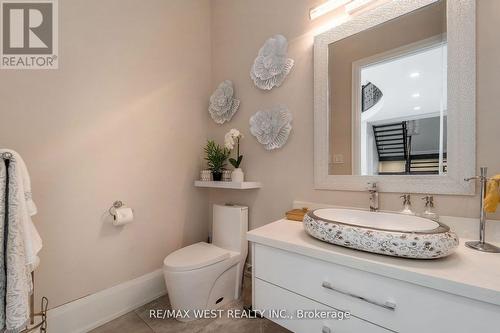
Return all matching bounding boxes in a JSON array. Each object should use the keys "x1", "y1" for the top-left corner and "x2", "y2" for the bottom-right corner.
[
  {"x1": 254, "y1": 244, "x2": 500, "y2": 333},
  {"x1": 254, "y1": 278, "x2": 391, "y2": 333}
]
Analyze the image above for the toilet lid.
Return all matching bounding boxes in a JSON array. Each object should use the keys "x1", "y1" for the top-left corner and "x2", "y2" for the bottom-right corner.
[{"x1": 163, "y1": 242, "x2": 230, "y2": 272}]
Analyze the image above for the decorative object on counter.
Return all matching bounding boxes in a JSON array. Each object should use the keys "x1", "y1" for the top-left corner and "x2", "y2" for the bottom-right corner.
[
  {"x1": 399, "y1": 194, "x2": 415, "y2": 215},
  {"x1": 225, "y1": 128, "x2": 245, "y2": 182},
  {"x1": 464, "y1": 167, "x2": 500, "y2": 253},
  {"x1": 303, "y1": 208, "x2": 459, "y2": 259},
  {"x1": 285, "y1": 208, "x2": 309, "y2": 222},
  {"x1": 222, "y1": 170, "x2": 232, "y2": 182},
  {"x1": 208, "y1": 80, "x2": 240, "y2": 124},
  {"x1": 421, "y1": 196, "x2": 439, "y2": 222},
  {"x1": 250, "y1": 34, "x2": 294, "y2": 90},
  {"x1": 249, "y1": 105, "x2": 292, "y2": 150},
  {"x1": 204, "y1": 140, "x2": 230, "y2": 181},
  {"x1": 200, "y1": 169, "x2": 212, "y2": 181}
]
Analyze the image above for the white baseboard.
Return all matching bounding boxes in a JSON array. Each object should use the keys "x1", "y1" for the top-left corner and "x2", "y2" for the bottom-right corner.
[{"x1": 47, "y1": 269, "x2": 166, "y2": 333}]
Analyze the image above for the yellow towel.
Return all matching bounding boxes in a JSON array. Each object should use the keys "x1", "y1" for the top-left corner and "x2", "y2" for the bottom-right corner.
[{"x1": 485, "y1": 175, "x2": 500, "y2": 213}]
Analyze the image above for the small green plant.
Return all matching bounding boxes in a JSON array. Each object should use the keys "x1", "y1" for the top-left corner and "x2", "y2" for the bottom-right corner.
[{"x1": 204, "y1": 140, "x2": 230, "y2": 173}]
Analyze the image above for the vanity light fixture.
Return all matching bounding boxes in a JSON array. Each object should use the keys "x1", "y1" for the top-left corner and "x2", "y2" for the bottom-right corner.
[
  {"x1": 412, "y1": 93, "x2": 420, "y2": 98},
  {"x1": 345, "y1": 0, "x2": 376, "y2": 14},
  {"x1": 310, "y1": 0, "x2": 351, "y2": 20},
  {"x1": 413, "y1": 106, "x2": 421, "y2": 111},
  {"x1": 409, "y1": 72, "x2": 421, "y2": 78}
]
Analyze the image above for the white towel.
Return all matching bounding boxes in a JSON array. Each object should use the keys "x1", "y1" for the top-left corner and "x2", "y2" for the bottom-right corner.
[
  {"x1": 1, "y1": 156, "x2": 32, "y2": 332},
  {"x1": 0, "y1": 149, "x2": 42, "y2": 270},
  {"x1": 0, "y1": 160, "x2": 7, "y2": 329}
]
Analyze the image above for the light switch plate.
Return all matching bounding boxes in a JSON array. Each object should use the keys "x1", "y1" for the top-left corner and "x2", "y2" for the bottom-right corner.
[{"x1": 333, "y1": 154, "x2": 344, "y2": 164}]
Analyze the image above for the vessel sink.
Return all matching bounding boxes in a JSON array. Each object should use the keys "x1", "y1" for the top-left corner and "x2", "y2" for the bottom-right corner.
[{"x1": 303, "y1": 208, "x2": 458, "y2": 259}]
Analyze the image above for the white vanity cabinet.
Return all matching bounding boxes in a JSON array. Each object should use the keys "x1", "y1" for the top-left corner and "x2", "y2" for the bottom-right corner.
[
  {"x1": 248, "y1": 220, "x2": 500, "y2": 333},
  {"x1": 255, "y1": 278, "x2": 390, "y2": 333}
]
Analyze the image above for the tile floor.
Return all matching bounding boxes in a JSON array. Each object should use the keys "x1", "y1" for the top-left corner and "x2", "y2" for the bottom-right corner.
[
  {"x1": 89, "y1": 295, "x2": 290, "y2": 333},
  {"x1": 90, "y1": 275, "x2": 291, "y2": 333}
]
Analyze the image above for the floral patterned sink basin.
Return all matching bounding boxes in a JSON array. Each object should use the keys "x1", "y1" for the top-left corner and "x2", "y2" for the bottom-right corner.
[{"x1": 303, "y1": 208, "x2": 459, "y2": 259}]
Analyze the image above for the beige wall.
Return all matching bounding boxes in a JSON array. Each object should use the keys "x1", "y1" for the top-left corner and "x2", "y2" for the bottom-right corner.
[
  {"x1": 0, "y1": 0, "x2": 498, "y2": 312},
  {"x1": 208, "y1": 0, "x2": 500, "y2": 236},
  {"x1": 328, "y1": 1, "x2": 446, "y2": 175},
  {"x1": 0, "y1": 0, "x2": 211, "y2": 308}
]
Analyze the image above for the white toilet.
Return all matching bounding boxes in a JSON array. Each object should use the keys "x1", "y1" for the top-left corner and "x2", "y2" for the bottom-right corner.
[{"x1": 163, "y1": 204, "x2": 248, "y2": 321}]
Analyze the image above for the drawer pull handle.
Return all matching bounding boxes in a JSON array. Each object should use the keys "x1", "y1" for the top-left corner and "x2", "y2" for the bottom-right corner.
[{"x1": 321, "y1": 281, "x2": 396, "y2": 311}]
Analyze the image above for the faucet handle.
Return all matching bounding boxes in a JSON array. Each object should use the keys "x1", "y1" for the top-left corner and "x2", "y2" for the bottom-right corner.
[
  {"x1": 400, "y1": 194, "x2": 411, "y2": 205},
  {"x1": 422, "y1": 195, "x2": 434, "y2": 207}
]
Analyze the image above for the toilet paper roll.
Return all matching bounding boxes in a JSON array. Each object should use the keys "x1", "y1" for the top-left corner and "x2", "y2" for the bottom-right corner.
[{"x1": 113, "y1": 207, "x2": 134, "y2": 226}]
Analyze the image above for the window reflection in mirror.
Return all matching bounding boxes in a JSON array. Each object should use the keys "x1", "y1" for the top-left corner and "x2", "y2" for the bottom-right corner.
[{"x1": 328, "y1": 0, "x2": 447, "y2": 176}]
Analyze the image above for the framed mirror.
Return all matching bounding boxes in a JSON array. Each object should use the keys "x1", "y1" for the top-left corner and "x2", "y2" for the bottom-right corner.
[{"x1": 314, "y1": 0, "x2": 475, "y2": 194}]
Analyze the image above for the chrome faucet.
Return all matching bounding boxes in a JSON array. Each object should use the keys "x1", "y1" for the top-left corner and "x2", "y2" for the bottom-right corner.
[
  {"x1": 464, "y1": 167, "x2": 500, "y2": 253},
  {"x1": 367, "y1": 182, "x2": 379, "y2": 212},
  {"x1": 399, "y1": 194, "x2": 415, "y2": 215}
]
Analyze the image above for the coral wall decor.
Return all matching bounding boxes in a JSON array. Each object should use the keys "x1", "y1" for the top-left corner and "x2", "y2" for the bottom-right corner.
[
  {"x1": 249, "y1": 105, "x2": 292, "y2": 150},
  {"x1": 250, "y1": 35, "x2": 294, "y2": 90},
  {"x1": 209, "y1": 80, "x2": 240, "y2": 124}
]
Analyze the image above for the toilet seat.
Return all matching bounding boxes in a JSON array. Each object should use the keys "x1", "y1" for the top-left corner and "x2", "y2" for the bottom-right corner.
[
  {"x1": 162, "y1": 205, "x2": 248, "y2": 322},
  {"x1": 163, "y1": 242, "x2": 231, "y2": 272}
]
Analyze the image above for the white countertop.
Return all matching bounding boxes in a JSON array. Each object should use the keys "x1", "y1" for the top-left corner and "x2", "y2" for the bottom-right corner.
[{"x1": 247, "y1": 219, "x2": 500, "y2": 307}]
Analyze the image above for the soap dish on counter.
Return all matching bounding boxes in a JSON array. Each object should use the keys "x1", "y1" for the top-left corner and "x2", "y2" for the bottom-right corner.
[{"x1": 285, "y1": 208, "x2": 309, "y2": 221}]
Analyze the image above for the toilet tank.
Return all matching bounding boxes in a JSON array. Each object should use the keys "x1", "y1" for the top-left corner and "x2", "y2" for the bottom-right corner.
[{"x1": 212, "y1": 204, "x2": 248, "y2": 256}]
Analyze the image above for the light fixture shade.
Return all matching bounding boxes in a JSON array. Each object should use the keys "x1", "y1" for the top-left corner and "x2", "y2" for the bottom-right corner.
[
  {"x1": 345, "y1": 0, "x2": 376, "y2": 14},
  {"x1": 310, "y1": 0, "x2": 351, "y2": 20}
]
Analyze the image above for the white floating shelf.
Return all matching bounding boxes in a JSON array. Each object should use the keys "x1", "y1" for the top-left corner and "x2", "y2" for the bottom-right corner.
[{"x1": 194, "y1": 181, "x2": 262, "y2": 189}]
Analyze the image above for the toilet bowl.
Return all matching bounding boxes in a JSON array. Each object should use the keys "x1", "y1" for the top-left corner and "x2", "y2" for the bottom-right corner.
[{"x1": 163, "y1": 204, "x2": 248, "y2": 322}]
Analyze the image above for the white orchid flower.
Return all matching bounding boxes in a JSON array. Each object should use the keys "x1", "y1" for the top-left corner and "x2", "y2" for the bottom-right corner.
[{"x1": 224, "y1": 132, "x2": 235, "y2": 150}]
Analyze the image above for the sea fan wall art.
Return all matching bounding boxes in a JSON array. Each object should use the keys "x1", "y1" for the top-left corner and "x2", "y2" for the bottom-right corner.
[
  {"x1": 249, "y1": 105, "x2": 292, "y2": 150},
  {"x1": 250, "y1": 34, "x2": 294, "y2": 90},
  {"x1": 209, "y1": 80, "x2": 240, "y2": 124}
]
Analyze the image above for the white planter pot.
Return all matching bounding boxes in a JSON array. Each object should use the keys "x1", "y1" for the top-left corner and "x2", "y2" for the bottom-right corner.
[{"x1": 231, "y1": 168, "x2": 244, "y2": 182}]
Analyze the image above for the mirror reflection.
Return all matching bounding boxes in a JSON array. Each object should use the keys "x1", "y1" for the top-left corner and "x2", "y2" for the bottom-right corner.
[{"x1": 328, "y1": 1, "x2": 447, "y2": 176}]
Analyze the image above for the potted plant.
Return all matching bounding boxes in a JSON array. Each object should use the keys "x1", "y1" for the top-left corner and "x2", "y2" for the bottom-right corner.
[
  {"x1": 204, "y1": 140, "x2": 230, "y2": 181},
  {"x1": 225, "y1": 129, "x2": 245, "y2": 182}
]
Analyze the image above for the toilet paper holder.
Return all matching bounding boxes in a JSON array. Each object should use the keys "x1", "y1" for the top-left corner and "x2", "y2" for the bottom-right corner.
[{"x1": 108, "y1": 200, "x2": 125, "y2": 217}]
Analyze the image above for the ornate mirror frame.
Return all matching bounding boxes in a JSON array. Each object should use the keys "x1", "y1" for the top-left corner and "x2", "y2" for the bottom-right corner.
[{"x1": 313, "y1": 0, "x2": 475, "y2": 195}]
